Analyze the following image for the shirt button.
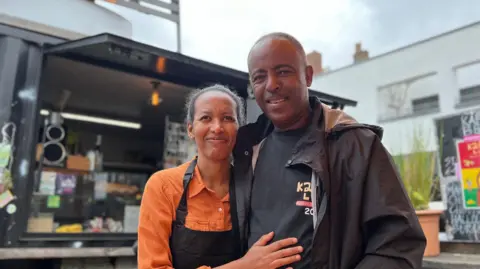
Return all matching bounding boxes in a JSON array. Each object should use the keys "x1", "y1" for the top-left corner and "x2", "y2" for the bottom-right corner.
[
  {"x1": 244, "y1": 151, "x2": 249, "y2": 156},
  {"x1": 218, "y1": 208, "x2": 223, "y2": 212}
]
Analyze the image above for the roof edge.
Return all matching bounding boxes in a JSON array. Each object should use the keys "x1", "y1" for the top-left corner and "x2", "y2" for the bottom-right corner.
[{"x1": 315, "y1": 20, "x2": 480, "y2": 78}]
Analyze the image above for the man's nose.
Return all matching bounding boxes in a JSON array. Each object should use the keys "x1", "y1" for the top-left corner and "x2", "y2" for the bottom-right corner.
[{"x1": 265, "y1": 74, "x2": 280, "y2": 93}]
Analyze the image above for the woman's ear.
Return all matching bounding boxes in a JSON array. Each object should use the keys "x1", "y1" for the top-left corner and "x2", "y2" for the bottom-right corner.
[{"x1": 187, "y1": 123, "x2": 194, "y2": 140}]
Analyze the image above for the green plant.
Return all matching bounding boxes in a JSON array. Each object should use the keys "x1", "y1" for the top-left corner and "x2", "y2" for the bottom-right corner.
[{"x1": 392, "y1": 125, "x2": 437, "y2": 210}]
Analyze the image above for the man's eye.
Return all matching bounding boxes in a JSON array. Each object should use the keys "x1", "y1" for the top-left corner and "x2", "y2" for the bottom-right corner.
[
  {"x1": 253, "y1": 75, "x2": 265, "y2": 82},
  {"x1": 199, "y1": 116, "x2": 210, "y2": 121}
]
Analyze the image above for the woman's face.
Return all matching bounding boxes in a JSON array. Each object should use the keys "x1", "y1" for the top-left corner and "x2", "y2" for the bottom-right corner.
[{"x1": 188, "y1": 91, "x2": 239, "y2": 162}]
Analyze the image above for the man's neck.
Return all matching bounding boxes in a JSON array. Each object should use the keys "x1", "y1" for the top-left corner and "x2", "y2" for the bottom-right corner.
[
  {"x1": 196, "y1": 156, "x2": 230, "y2": 190},
  {"x1": 275, "y1": 104, "x2": 311, "y2": 132}
]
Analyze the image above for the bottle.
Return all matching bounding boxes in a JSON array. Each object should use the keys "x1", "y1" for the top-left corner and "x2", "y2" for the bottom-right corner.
[{"x1": 93, "y1": 135, "x2": 103, "y2": 171}]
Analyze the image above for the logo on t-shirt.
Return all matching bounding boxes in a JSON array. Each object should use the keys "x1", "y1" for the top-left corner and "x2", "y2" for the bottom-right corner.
[{"x1": 296, "y1": 181, "x2": 314, "y2": 216}]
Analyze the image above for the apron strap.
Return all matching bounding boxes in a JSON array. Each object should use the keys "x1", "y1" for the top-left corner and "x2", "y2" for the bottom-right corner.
[
  {"x1": 229, "y1": 166, "x2": 242, "y2": 258},
  {"x1": 176, "y1": 158, "x2": 198, "y2": 224}
]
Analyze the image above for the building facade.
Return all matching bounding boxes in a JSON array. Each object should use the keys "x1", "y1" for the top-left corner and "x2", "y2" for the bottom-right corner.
[{"x1": 310, "y1": 21, "x2": 480, "y2": 155}]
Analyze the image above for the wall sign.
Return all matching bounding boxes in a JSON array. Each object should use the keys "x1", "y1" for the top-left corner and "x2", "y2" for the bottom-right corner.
[
  {"x1": 457, "y1": 139, "x2": 480, "y2": 209},
  {"x1": 435, "y1": 109, "x2": 480, "y2": 241}
]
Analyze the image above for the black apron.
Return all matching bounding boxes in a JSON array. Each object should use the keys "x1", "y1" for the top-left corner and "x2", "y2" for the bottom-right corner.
[{"x1": 170, "y1": 159, "x2": 237, "y2": 269}]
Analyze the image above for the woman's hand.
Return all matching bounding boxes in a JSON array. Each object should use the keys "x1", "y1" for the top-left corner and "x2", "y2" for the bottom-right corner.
[{"x1": 237, "y1": 232, "x2": 303, "y2": 269}]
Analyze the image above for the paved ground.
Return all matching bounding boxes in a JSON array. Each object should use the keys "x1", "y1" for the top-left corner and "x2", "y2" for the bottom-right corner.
[
  {"x1": 423, "y1": 253, "x2": 480, "y2": 269},
  {"x1": 2, "y1": 248, "x2": 480, "y2": 269}
]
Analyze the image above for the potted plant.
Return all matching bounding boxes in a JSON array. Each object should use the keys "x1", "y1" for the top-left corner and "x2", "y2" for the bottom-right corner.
[{"x1": 392, "y1": 124, "x2": 443, "y2": 257}]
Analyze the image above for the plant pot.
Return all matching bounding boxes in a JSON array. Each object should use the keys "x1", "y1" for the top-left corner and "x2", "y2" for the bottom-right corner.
[{"x1": 416, "y1": 209, "x2": 443, "y2": 257}]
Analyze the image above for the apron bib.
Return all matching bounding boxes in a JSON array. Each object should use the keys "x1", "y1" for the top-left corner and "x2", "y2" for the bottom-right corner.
[{"x1": 170, "y1": 159, "x2": 237, "y2": 269}]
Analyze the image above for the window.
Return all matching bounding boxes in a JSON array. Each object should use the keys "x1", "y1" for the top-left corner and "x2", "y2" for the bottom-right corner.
[
  {"x1": 411, "y1": 95, "x2": 440, "y2": 115},
  {"x1": 377, "y1": 72, "x2": 438, "y2": 122},
  {"x1": 459, "y1": 85, "x2": 480, "y2": 104},
  {"x1": 27, "y1": 56, "x2": 196, "y2": 235}
]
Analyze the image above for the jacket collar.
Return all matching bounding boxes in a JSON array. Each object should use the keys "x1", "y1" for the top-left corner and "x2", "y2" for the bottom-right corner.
[
  {"x1": 235, "y1": 97, "x2": 325, "y2": 154},
  {"x1": 234, "y1": 96, "x2": 383, "y2": 173},
  {"x1": 234, "y1": 97, "x2": 325, "y2": 171}
]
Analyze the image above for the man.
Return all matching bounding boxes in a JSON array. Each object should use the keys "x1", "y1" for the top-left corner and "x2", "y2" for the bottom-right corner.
[{"x1": 231, "y1": 33, "x2": 426, "y2": 269}]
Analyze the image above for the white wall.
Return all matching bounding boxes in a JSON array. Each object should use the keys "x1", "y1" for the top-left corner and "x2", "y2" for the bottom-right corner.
[
  {"x1": 95, "y1": 1, "x2": 178, "y2": 51},
  {"x1": 311, "y1": 22, "x2": 480, "y2": 155},
  {"x1": 0, "y1": 0, "x2": 178, "y2": 51},
  {"x1": 456, "y1": 62, "x2": 480, "y2": 89},
  {"x1": 0, "y1": 0, "x2": 133, "y2": 39}
]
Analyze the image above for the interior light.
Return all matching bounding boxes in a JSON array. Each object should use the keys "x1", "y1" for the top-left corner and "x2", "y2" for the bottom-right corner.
[
  {"x1": 156, "y1": 57, "x2": 166, "y2": 73},
  {"x1": 40, "y1": 110, "x2": 141, "y2": 129},
  {"x1": 151, "y1": 91, "x2": 162, "y2": 106}
]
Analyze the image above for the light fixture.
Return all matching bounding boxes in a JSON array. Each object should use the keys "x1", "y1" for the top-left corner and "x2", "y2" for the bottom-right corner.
[
  {"x1": 150, "y1": 81, "x2": 163, "y2": 106},
  {"x1": 151, "y1": 91, "x2": 162, "y2": 106},
  {"x1": 40, "y1": 110, "x2": 141, "y2": 129}
]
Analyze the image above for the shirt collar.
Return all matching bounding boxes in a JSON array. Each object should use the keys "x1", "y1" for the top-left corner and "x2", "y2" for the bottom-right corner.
[
  {"x1": 187, "y1": 164, "x2": 230, "y2": 202},
  {"x1": 188, "y1": 164, "x2": 205, "y2": 198}
]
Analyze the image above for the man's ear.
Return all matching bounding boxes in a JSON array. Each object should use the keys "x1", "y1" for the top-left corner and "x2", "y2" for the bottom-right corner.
[
  {"x1": 187, "y1": 123, "x2": 194, "y2": 140},
  {"x1": 305, "y1": 65, "x2": 314, "y2": 87}
]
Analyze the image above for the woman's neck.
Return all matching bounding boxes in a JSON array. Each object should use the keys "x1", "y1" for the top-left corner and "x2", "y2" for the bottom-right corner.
[{"x1": 196, "y1": 156, "x2": 230, "y2": 190}]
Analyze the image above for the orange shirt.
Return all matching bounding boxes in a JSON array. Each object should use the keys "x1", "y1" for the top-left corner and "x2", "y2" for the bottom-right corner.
[{"x1": 137, "y1": 160, "x2": 232, "y2": 269}]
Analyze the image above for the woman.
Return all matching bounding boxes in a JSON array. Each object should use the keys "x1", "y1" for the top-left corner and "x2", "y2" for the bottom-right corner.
[{"x1": 137, "y1": 84, "x2": 303, "y2": 269}]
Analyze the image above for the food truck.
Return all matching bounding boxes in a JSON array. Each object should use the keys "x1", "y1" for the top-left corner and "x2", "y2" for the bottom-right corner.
[{"x1": 0, "y1": 2, "x2": 357, "y2": 268}]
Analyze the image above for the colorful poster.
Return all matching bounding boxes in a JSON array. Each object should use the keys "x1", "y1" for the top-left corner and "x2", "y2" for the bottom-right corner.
[
  {"x1": 0, "y1": 144, "x2": 12, "y2": 168},
  {"x1": 457, "y1": 139, "x2": 480, "y2": 209},
  {"x1": 0, "y1": 190, "x2": 14, "y2": 208},
  {"x1": 39, "y1": 171, "x2": 57, "y2": 195},
  {"x1": 47, "y1": 195, "x2": 61, "y2": 208},
  {"x1": 55, "y1": 174, "x2": 77, "y2": 195}
]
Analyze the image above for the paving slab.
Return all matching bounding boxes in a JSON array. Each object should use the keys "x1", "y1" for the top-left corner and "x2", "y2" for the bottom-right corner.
[
  {"x1": 423, "y1": 253, "x2": 480, "y2": 269},
  {"x1": 0, "y1": 247, "x2": 134, "y2": 259}
]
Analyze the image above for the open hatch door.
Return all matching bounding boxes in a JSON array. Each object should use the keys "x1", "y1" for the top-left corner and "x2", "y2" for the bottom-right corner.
[
  {"x1": 43, "y1": 33, "x2": 250, "y2": 97},
  {"x1": 308, "y1": 90, "x2": 357, "y2": 110}
]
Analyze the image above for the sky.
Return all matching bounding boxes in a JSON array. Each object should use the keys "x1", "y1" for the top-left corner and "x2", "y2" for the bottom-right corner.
[{"x1": 98, "y1": 0, "x2": 480, "y2": 72}]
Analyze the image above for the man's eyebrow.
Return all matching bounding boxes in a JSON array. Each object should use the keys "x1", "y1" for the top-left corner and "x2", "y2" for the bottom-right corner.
[
  {"x1": 251, "y1": 69, "x2": 267, "y2": 76},
  {"x1": 274, "y1": 64, "x2": 296, "y2": 70}
]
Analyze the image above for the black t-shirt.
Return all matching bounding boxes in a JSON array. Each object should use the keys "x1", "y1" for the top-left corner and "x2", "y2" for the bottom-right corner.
[{"x1": 248, "y1": 126, "x2": 314, "y2": 269}]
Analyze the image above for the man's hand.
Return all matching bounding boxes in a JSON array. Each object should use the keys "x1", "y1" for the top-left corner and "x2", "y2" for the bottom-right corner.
[{"x1": 238, "y1": 232, "x2": 303, "y2": 269}]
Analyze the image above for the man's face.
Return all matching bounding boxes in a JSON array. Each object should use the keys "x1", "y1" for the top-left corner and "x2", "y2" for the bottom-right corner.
[{"x1": 248, "y1": 38, "x2": 313, "y2": 129}]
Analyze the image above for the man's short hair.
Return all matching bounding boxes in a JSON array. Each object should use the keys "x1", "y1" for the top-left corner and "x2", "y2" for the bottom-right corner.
[
  {"x1": 251, "y1": 32, "x2": 306, "y2": 57},
  {"x1": 248, "y1": 32, "x2": 308, "y2": 67}
]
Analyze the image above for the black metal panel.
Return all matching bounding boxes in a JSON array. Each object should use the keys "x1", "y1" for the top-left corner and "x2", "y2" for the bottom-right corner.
[
  {"x1": 0, "y1": 36, "x2": 21, "y2": 247},
  {"x1": 0, "y1": 36, "x2": 31, "y2": 246},
  {"x1": 19, "y1": 233, "x2": 136, "y2": 248},
  {"x1": 0, "y1": 259, "x2": 60, "y2": 269},
  {"x1": 0, "y1": 37, "x2": 44, "y2": 247},
  {"x1": 0, "y1": 37, "x2": 22, "y2": 126},
  {"x1": 43, "y1": 33, "x2": 251, "y2": 97}
]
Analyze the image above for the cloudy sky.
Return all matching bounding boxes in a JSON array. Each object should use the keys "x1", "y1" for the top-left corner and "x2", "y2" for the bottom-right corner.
[{"x1": 99, "y1": 0, "x2": 480, "y2": 72}]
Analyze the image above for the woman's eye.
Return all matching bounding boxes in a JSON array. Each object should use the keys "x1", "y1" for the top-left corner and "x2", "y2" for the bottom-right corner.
[
  {"x1": 199, "y1": 115, "x2": 210, "y2": 121},
  {"x1": 224, "y1": 116, "x2": 235, "y2": 121}
]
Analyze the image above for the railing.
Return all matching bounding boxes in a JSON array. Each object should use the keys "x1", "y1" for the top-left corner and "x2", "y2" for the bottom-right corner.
[{"x1": 96, "y1": 0, "x2": 182, "y2": 52}]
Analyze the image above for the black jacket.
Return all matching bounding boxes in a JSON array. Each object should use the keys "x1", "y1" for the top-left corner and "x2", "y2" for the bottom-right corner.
[{"x1": 231, "y1": 97, "x2": 426, "y2": 269}]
